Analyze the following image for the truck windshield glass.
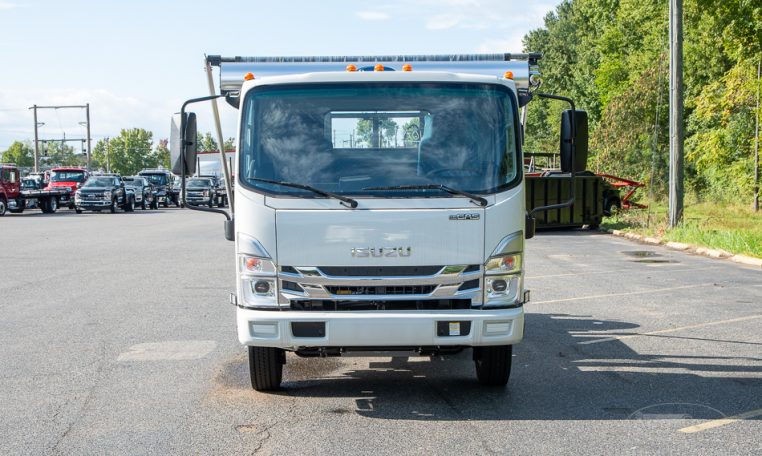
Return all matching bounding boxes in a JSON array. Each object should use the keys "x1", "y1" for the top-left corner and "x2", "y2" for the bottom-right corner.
[
  {"x1": 141, "y1": 174, "x2": 168, "y2": 186},
  {"x1": 187, "y1": 179, "x2": 211, "y2": 187},
  {"x1": 84, "y1": 177, "x2": 116, "y2": 187},
  {"x1": 50, "y1": 171, "x2": 86, "y2": 183},
  {"x1": 239, "y1": 83, "x2": 519, "y2": 197}
]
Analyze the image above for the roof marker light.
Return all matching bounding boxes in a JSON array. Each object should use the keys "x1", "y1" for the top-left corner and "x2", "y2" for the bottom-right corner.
[
  {"x1": 374, "y1": 64, "x2": 384, "y2": 72},
  {"x1": 503, "y1": 71, "x2": 514, "y2": 80},
  {"x1": 402, "y1": 64, "x2": 412, "y2": 72},
  {"x1": 346, "y1": 64, "x2": 357, "y2": 72},
  {"x1": 244, "y1": 72, "x2": 255, "y2": 81}
]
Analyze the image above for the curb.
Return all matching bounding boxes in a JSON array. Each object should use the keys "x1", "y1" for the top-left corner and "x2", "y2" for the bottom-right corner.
[{"x1": 603, "y1": 229, "x2": 762, "y2": 269}]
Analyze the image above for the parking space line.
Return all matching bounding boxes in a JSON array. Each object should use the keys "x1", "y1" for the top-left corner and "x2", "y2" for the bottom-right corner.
[
  {"x1": 678, "y1": 408, "x2": 762, "y2": 433},
  {"x1": 577, "y1": 315, "x2": 762, "y2": 345},
  {"x1": 533, "y1": 283, "x2": 712, "y2": 305},
  {"x1": 527, "y1": 265, "x2": 720, "y2": 280}
]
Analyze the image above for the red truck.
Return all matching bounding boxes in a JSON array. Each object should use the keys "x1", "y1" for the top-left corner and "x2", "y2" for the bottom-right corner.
[
  {"x1": 0, "y1": 163, "x2": 71, "y2": 215},
  {"x1": 45, "y1": 167, "x2": 89, "y2": 209}
]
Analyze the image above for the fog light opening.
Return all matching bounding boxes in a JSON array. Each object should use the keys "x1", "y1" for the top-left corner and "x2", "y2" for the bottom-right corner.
[{"x1": 254, "y1": 280, "x2": 271, "y2": 295}]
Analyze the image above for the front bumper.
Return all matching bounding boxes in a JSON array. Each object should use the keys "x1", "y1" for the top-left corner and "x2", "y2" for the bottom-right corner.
[
  {"x1": 76, "y1": 200, "x2": 111, "y2": 209},
  {"x1": 236, "y1": 307, "x2": 524, "y2": 349}
]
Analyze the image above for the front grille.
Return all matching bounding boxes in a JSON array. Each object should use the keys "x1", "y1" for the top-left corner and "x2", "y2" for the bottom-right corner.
[
  {"x1": 290, "y1": 299, "x2": 472, "y2": 311},
  {"x1": 318, "y1": 266, "x2": 445, "y2": 277},
  {"x1": 458, "y1": 279, "x2": 480, "y2": 291},
  {"x1": 324, "y1": 285, "x2": 436, "y2": 296}
]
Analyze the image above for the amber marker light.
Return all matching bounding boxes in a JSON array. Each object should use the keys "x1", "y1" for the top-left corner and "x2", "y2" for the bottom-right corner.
[
  {"x1": 503, "y1": 71, "x2": 514, "y2": 80},
  {"x1": 402, "y1": 64, "x2": 413, "y2": 72},
  {"x1": 346, "y1": 64, "x2": 357, "y2": 72},
  {"x1": 374, "y1": 64, "x2": 385, "y2": 72},
  {"x1": 244, "y1": 72, "x2": 255, "y2": 81}
]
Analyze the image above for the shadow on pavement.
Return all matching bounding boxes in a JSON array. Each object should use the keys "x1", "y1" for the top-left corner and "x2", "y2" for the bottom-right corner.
[{"x1": 217, "y1": 312, "x2": 762, "y2": 421}]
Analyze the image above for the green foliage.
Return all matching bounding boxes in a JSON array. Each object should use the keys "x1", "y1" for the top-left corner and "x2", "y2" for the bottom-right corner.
[
  {"x1": 91, "y1": 128, "x2": 157, "y2": 176},
  {"x1": 197, "y1": 132, "x2": 218, "y2": 152},
  {"x1": 523, "y1": 0, "x2": 761, "y2": 204},
  {"x1": 1, "y1": 141, "x2": 34, "y2": 167}
]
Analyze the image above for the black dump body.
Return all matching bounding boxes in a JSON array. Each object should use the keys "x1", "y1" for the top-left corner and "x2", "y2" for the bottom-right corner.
[{"x1": 526, "y1": 171, "x2": 618, "y2": 229}]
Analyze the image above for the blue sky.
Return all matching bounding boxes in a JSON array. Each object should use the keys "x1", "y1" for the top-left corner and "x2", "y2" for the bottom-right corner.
[{"x1": 0, "y1": 0, "x2": 558, "y2": 151}]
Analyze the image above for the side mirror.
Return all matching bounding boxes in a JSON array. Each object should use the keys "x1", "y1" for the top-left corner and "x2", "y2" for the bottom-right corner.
[
  {"x1": 525, "y1": 214, "x2": 536, "y2": 240},
  {"x1": 560, "y1": 110, "x2": 588, "y2": 173},
  {"x1": 170, "y1": 112, "x2": 198, "y2": 176}
]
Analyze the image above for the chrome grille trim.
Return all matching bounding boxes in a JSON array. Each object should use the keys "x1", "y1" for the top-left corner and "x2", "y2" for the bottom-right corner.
[{"x1": 277, "y1": 264, "x2": 483, "y2": 306}]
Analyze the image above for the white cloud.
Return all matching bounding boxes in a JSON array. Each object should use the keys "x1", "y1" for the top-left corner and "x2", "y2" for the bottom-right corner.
[
  {"x1": 426, "y1": 14, "x2": 462, "y2": 30},
  {"x1": 0, "y1": 2, "x2": 17, "y2": 10},
  {"x1": 356, "y1": 11, "x2": 390, "y2": 21}
]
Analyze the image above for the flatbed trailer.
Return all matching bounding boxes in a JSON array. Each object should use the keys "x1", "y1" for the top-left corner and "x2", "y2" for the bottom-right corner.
[
  {"x1": 1, "y1": 163, "x2": 68, "y2": 215},
  {"x1": 526, "y1": 172, "x2": 620, "y2": 229}
]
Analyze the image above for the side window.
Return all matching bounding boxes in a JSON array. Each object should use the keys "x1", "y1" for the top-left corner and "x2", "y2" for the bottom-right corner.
[{"x1": 10, "y1": 170, "x2": 18, "y2": 183}]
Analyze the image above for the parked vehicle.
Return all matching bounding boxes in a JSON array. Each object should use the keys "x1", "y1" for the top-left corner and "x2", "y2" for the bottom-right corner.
[
  {"x1": 46, "y1": 167, "x2": 89, "y2": 209},
  {"x1": 198, "y1": 174, "x2": 228, "y2": 207},
  {"x1": 138, "y1": 169, "x2": 178, "y2": 207},
  {"x1": 74, "y1": 174, "x2": 135, "y2": 213},
  {"x1": 172, "y1": 52, "x2": 588, "y2": 391},
  {"x1": 123, "y1": 176, "x2": 157, "y2": 210},
  {"x1": 184, "y1": 177, "x2": 216, "y2": 207},
  {"x1": 0, "y1": 163, "x2": 68, "y2": 214}
]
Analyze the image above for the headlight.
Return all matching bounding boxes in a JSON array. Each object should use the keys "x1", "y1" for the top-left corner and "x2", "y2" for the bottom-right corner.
[
  {"x1": 103, "y1": 190, "x2": 112, "y2": 198},
  {"x1": 239, "y1": 255, "x2": 277, "y2": 276},
  {"x1": 485, "y1": 253, "x2": 522, "y2": 275},
  {"x1": 203, "y1": 190, "x2": 209, "y2": 197}
]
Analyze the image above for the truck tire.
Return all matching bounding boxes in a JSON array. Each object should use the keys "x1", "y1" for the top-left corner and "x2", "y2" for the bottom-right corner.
[
  {"x1": 9, "y1": 198, "x2": 25, "y2": 213},
  {"x1": 474, "y1": 345, "x2": 512, "y2": 386},
  {"x1": 0, "y1": 197, "x2": 6, "y2": 216},
  {"x1": 248, "y1": 346, "x2": 284, "y2": 391},
  {"x1": 141, "y1": 197, "x2": 148, "y2": 210},
  {"x1": 124, "y1": 196, "x2": 135, "y2": 212},
  {"x1": 110, "y1": 198, "x2": 118, "y2": 213},
  {"x1": 41, "y1": 197, "x2": 58, "y2": 214}
]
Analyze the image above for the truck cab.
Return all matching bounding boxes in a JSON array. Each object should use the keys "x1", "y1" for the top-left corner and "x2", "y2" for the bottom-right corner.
[
  {"x1": 173, "y1": 53, "x2": 583, "y2": 391},
  {"x1": 46, "y1": 167, "x2": 89, "y2": 209}
]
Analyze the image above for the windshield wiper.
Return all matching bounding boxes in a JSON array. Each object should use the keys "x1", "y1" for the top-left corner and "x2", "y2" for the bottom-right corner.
[
  {"x1": 363, "y1": 184, "x2": 488, "y2": 207},
  {"x1": 251, "y1": 177, "x2": 358, "y2": 209}
]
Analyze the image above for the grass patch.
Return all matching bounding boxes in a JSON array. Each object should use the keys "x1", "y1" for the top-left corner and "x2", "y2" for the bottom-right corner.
[{"x1": 600, "y1": 200, "x2": 762, "y2": 258}]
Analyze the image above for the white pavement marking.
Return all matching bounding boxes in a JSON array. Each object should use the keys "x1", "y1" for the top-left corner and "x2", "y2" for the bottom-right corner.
[
  {"x1": 532, "y1": 283, "x2": 712, "y2": 305},
  {"x1": 117, "y1": 340, "x2": 217, "y2": 361},
  {"x1": 678, "y1": 408, "x2": 762, "y2": 433},
  {"x1": 577, "y1": 315, "x2": 762, "y2": 345},
  {"x1": 526, "y1": 265, "x2": 720, "y2": 280}
]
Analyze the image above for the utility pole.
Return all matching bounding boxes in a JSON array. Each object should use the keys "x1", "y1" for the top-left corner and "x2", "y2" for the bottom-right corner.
[
  {"x1": 32, "y1": 105, "x2": 39, "y2": 172},
  {"x1": 85, "y1": 103, "x2": 92, "y2": 172},
  {"x1": 754, "y1": 60, "x2": 760, "y2": 212},
  {"x1": 105, "y1": 137, "x2": 110, "y2": 173},
  {"x1": 27, "y1": 104, "x2": 92, "y2": 171},
  {"x1": 668, "y1": 0, "x2": 684, "y2": 227}
]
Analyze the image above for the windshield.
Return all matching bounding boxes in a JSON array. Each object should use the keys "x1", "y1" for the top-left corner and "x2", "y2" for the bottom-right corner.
[
  {"x1": 239, "y1": 83, "x2": 519, "y2": 197},
  {"x1": 50, "y1": 170, "x2": 86, "y2": 183},
  {"x1": 187, "y1": 178, "x2": 211, "y2": 187},
  {"x1": 141, "y1": 173, "x2": 168, "y2": 186},
  {"x1": 84, "y1": 177, "x2": 117, "y2": 187}
]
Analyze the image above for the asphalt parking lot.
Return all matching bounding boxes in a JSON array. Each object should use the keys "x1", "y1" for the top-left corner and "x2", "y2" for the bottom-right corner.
[{"x1": 1, "y1": 208, "x2": 760, "y2": 455}]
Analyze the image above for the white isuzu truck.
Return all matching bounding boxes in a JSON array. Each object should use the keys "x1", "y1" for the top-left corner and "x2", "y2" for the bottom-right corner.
[{"x1": 171, "y1": 53, "x2": 585, "y2": 391}]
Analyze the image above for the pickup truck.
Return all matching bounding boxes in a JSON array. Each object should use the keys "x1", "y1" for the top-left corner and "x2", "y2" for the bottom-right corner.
[
  {"x1": 184, "y1": 177, "x2": 216, "y2": 207},
  {"x1": 139, "y1": 168, "x2": 179, "y2": 208},
  {"x1": 74, "y1": 174, "x2": 135, "y2": 213},
  {"x1": 123, "y1": 176, "x2": 157, "y2": 210}
]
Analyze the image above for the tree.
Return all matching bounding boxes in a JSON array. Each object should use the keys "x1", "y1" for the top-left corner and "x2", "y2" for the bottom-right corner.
[
  {"x1": 1, "y1": 141, "x2": 34, "y2": 167},
  {"x1": 91, "y1": 128, "x2": 154, "y2": 175},
  {"x1": 153, "y1": 139, "x2": 170, "y2": 169},
  {"x1": 197, "y1": 132, "x2": 218, "y2": 152}
]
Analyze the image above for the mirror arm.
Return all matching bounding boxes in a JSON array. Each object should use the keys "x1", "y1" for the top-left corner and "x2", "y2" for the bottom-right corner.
[
  {"x1": 179, "y1": 95, "x2": 232, "y2": 222},
  {"x1": 529, "y1": 92, "x2": 577, "y2": 216}
]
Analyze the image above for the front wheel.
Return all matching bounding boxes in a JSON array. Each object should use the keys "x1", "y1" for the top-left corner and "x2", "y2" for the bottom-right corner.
[
  {"x1": 248, "y1": 346, "x2": 285, "y2": 391},
  {"x1": 0, "y1": 198, "x2": 7, "y2": 216},
  {"x1": 110, "y1": 198, "x2": 117, "y2": 213},
  {"x1": 124, "y1": 197, "x2": 135, "y2": 212},
  {"x1": 474, "y1": 345, "x2": 512, "y2": 386}
]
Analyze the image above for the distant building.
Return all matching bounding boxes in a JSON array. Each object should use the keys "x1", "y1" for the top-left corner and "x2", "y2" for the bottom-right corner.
[{"x1": 196, "y1": 150, "x2": 235, "y2": 177}]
